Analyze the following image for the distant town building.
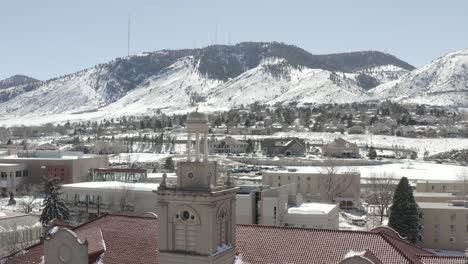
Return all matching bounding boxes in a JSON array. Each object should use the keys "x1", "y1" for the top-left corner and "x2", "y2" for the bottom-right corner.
[
  {"x1": 262, "y1": 138, "x2": 306, "y2": 157},
  {"x1": 322, "y1": 138, "x2": 360, "y2": 158},
  {"x1": 209, "y1": 136, "x2": 248, "y2": 154}
]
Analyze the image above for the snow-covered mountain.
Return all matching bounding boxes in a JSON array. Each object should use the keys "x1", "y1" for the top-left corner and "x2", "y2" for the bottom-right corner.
[
  {"x1": 370, "y1": 49, "x2": 468, "y2": 106},
  {"x1": 0, "y1": 42, "x2": 414, "y2": 124},
  {"x1": 0, "y1": 75, "x2": 39, "y2": 90}
]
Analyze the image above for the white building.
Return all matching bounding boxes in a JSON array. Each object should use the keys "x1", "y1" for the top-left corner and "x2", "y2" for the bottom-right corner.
[
  {"x1": 61, "y1": 181, "x2": 159, "y2": 221},
  {"x1": 284, "y1": 203, "x2": 339, "y2": 229},
  {"x1": 0, "y1": 163, "x2": 28, "y2": 196},
  {"x1": 236, "y1": 184, "x2": 339, "y2": 229}
]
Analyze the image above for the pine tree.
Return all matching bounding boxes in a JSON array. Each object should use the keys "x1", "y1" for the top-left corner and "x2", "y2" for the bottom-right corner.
[
  {"x1": 388, "y1": 177, "x2": 420, "y2": 243},
  {"x1": 368, "y1": 146, "x2": 377, "y2": 160},
  {"x1": 40, "y1": 179, "x2": 70, "y2": 225},
  {"x1": 163, "y1": 157, "x2": 175, "y2": 172}
]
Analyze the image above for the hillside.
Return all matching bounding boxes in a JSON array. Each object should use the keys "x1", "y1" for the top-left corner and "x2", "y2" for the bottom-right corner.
[
  {"x1": 370, "y1": 49, "x2": 468, "y2": 106},
  {"x1": 0, "y1": 42, "x2": 413, "y2": 120},
  {"x1": 0, "y1": 75, "x2": 39, "y2": 89}
]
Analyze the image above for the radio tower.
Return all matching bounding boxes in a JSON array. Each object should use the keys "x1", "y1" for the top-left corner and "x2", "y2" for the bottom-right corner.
[{"x1": 127, "y1": 12, "x2": 131, "y2": 56}]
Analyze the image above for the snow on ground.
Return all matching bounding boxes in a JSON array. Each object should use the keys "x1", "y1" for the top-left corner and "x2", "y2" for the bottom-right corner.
[
  {"x1": 0, "y1": 196, "x2": 43, "y2": 214},
  {"x1": 62, "y1": 181, "x2": 160, "y2": 192},
  {"x1": 288, "y1": 203, "x2": 336, "y2": 215},
  {"x1": 109, "y1": 153, "x2": 171, "y2": 164},
  {"x1": 285, "y1": 161, "x2": 468, "y2": 182}
]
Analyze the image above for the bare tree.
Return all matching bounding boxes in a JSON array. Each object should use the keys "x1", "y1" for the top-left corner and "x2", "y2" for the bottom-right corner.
[
  {"x1": 107, "y1": 184, "x2": 135, "y2": 214},
  {"x1": 319, "y1": 161, "x2": 358, "y2": 203},
  {"x1": 365, "y1": 173, "x2": 396, "y2": 223},
  {"x1": 456, "y1": 171, "x2": 468, "y2": 199},
  {"x1": 16, "y1": 184, "x2": 42, "y2": 214}
]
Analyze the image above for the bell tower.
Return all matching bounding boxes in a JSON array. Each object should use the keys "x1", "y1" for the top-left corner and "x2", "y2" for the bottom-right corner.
[{"x1": 156, "y1": 110, "x2": 238, "y2": 264}]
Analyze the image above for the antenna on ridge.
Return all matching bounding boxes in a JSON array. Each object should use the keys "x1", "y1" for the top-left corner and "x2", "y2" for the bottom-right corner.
[{"x1": 127, "y1": 11, "x2": 132, "y2": 56}]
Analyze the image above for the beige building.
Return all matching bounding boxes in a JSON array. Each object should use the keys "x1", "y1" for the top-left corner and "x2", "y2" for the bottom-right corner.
[
  {"x1": 262, "y1": 167, "x2": 361, "y2": 209},
  {"x1": 0, "y1": 163, "x2": 28, "y2": 195},
  {"x1": 209, "y1": 136, "x2": 248, "y2": 154},
  {"x1": 0, "y1": 151, "x2": 108, "y2": 185},
  {"x1": 416, "y1": 180, "x2": 468, "y2": 195},
  {"x1": 322, "y1": 138, "x2": 360, "y2": 158},
  {"x1": 418, "y1": 201, "x2": 468, "y2": 251},
  {"x1": 236, "y1": 184, "x2": 339, "y2": 229},
  {"x1": 61, "y1": 181, "x2": 159, "y2": 221}
]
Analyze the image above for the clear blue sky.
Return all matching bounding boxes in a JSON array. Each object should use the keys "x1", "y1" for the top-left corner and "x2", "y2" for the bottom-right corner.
[{"x1": 1, "y1": 0, "x2": 467, "y2": 80}]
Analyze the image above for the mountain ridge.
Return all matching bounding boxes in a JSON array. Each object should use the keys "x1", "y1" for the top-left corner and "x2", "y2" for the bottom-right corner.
[{"x1": 0, "y1": 42, "x2": 421, "y2": 123}]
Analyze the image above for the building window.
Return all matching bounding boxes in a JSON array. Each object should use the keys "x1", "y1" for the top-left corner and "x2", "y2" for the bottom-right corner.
[
  {"x1": 443, "y1": 185, "x2": 446, "y2": 190},
  {"x1": 466, "y1": 225, "x2": 468, "y2": 232},
  {"x1": 307, "y1": 177, "x2": 311, "y2": 181},
  {"x1": 431, "y1": 185, "x2": 434, "y2": 190},
  {"x1": 449, "y1": 237, "x2": 455, "y2": 243},
  {"x1": 450, "y1": 225, "x2": 456, "y2": 232},
  {"x1": 273, "y1": 206, "x2": 277, "y2": 220},
  {"x1": 434, "y1": 224, "x2": 439, "y2": 230},
  {"x1": 434, "y1": 237, "x2": 438, "y2": 243},
  {"x1": 450, "y1": 214, "x2": 456, "y2": 221}
]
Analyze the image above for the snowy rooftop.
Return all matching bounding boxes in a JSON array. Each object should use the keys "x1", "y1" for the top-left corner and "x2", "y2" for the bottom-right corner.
[
  {"x1": 62, "y1": 181, "x2": 160, "y2": 192},
  {"x1": 418, "y1": 202, "x2": 468, "y2": 210},
  {"x1": 414, "y1": 192, "x2": 458, "y2": 198},
  {"x1": 147, "y1": 172, "x2": 177, "y2": 178},
  {"x1": 287, "y1": 202, "x2": 337, "y2": 215},
  {"x1": 266, "y1": 161, "x2": 468, "y2": 182}
]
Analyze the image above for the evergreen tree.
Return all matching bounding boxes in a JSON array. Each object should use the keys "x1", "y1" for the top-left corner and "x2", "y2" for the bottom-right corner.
[
  {"x1": 368, "y1": 146, "x2": 377, "y2": 160},
  {"x1": 246, "y1": 139, "x2": 254, "y2": 153},
  {"x1": 388, "y1": 177, "x2": 420, "y2": 243},
  {"x1": 163, "y1": 157, "x2": 175, "y2": 172},
  {"x1": 40, "y1": 179, "x2": 70, "y2": 225}
]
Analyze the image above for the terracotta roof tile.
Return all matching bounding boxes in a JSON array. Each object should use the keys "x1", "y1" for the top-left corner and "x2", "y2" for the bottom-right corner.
[{"x1": 3, "y1": 217, "x2": 464, "y2": 264}]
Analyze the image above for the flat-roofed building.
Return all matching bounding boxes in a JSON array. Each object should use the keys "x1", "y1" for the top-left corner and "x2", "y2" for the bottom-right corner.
[
  {"x1": 414, "y1": 192, "x2": 467, "y2": 203},
  {"x1": 0, "y1": 151, "x2": 108, "y2": 184},
  {"x1": 262, "y1": 167, "x2": 361, "y2": 209},
  {"x1": 236, "y1": 184, "x2": 339, "y2": 229},
  {"x1": 61, "y1": 181, "x2": 159, "y2": 222},
  {"x1": 418, "y1": 200, "x2": 468, "y2": 251},
  {"x1": 416, "y1": 180, "x2": 467, "y2": 194},
  {"x1": 283, "y1": 203, "x2": 339, "y2": 229},
  {"x1": 0, "y1": 163, "x2": 28, "y2": 196}
]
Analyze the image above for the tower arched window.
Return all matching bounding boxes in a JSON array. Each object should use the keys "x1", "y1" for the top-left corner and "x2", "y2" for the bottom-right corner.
[{"x1": 216, "y1": 205, "x2": 229, "y2": 246}]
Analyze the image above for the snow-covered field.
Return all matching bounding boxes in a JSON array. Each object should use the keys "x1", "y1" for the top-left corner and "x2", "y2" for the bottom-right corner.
[
  {"x1": 0, "y1": 196, "x2": 43, "y2": 214},
  {"x1": 273, "y1": 131, "x2": 468, "y2": 155},
  {"x1": 109, "y1": 153, "x2": 171, "y2": 164}
]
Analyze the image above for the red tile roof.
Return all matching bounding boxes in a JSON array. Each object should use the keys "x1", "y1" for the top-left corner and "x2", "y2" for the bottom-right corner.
[
  {"x1": 3, "y1": 216, "x2": 466, "y2": 264},
  {"x1": 2, "y1": 214, "x2": 158, "y2": 264},
  {"x1": 418, "y1": 255, "x2": 467, "y2": 264}
]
